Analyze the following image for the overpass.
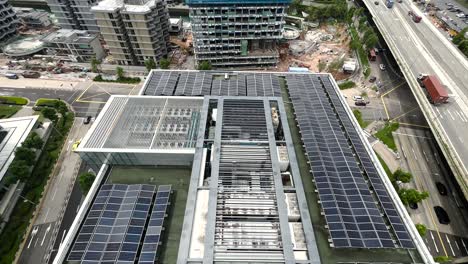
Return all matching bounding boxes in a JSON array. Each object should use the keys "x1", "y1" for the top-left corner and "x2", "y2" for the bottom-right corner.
[{"x1": 362, "y1": 0, "x2": 468, "y2": 201}]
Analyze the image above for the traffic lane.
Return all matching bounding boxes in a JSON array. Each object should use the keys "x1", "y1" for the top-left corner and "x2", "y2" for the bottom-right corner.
[
  {"x1": 71, "y1": 102, "x2": 105, "y2": 118},
  {"x1": 19, "y1": 222, "x2": 55, "y2": 264},
  {"x1": 425, "y1": 230, "x2": 468, "y2": 257},
  {"x1": 0, "y1": 87, "x2": 77, "y2": 105},
  {"x1": 47, "y1": 178, "x2": 83, "y2": 264}
]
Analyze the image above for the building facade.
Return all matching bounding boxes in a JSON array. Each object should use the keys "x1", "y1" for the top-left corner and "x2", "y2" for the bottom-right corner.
[
  {"x1": 188, "y1": 0, "x2": 290, "y2": 68},
  {"x1": 0, "y1": 0, "x2": 19, "y2": 43},
  {"x1": 42, "y1": 29, "x2": 105, "y2": 62},
  {"x1": 46, "y1": 0, "x2": 99, "y2": 33},
  {"x1": 15, "y1": 8, "x2": 51, "y2": 28},
  {"x1": 92, "y1": 0, "x2": 170, "y2": 66}
]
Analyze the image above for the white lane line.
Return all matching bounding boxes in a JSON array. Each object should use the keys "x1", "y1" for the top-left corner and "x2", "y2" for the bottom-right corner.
[
  {"x1": 41, "y1": 224, "x2": 51, "y2": 246},
  {"x1": 412, "y1": 147, "x2": 418, "y2": 160},
  {"x1": 459, "y1": 136, "x2": 464, "y2": 143},
  {"x1": 27, "y1": 226, "x2": 39, "y2": 249},
  {"x1": 447, "y1": 109, "x2": 455, "y2": 120},
  {"x1": 44, "y1": 207, "x2": 50, "y2": 221},
  {"x1": 393, "y1": 132, "x2": 431, "y2": 139},
  {"x1": 456, "y1": 111, "x2": 468, "y2": 122},
  {"x1": 462, "y1": 239, "x2": 468, "y2": 255},
  {"x1": 446, "y1": 234, "x2": 456, "y2": 256},
  {"x1": 431, "y1": 231, "x2": 439, "y2": 253},
  {"x1": 423, "y1": 150, "x2": 429, "y2": 162},
  {"x1": 455, "y1": 240, "x2": 460, "y2": 251},
  {"x1": 59, "y1": 229, "x2": 67, "y2": 247}
]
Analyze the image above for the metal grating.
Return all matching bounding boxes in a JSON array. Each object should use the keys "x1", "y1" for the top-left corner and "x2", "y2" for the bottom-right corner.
[
  {"x1": 221, "y1": 99, "x2": 268, "y2": 141},
  {"x1": 144, "y1": 71, "x2": 179, "y2": 96},
  {"x1": 286, "y1": 74, "x2": 413, "y2": 249}
]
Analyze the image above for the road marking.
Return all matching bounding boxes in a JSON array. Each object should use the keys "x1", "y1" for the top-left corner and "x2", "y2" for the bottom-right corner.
[
  {"x1": 462, "y1": 239, "x2": 468, "y2": 255},
  {"x1": 52, "y1": 186, "x2": 58, "y2": 200},
  {"x1": 44, "y1": 207, "x2": 50, "y2": 221},
  {"x1": 59, "y1": 229, "x2": 67, "y2": 247},
  {"x1": 446, "y1": 109, "x2": 455, "y2": 120},
  {"x1": 412, "y1": 147, "x2": 418, "y2": 160},
  {"x1": 422, "y1": 150, "x2": 429, "y2": 162},
  {"x1": 401, "y1": 146, "x2": 407, "y2": 159},
  {"x1": 393, "y1": 132, "x2": 430, "y2": 139},
  {"x1": 41, "y1": 224, "x2": 51, "y2": 246},
  {"x1": 27, "y1": 226, "x2": 39, "y2": 249},
  {"x1": 459, "y1": 136, "x2": 464, "y2": 143},
  {"x1": 435, "y1": 108, "x2": 443, "y2": 119},
  {"x1": 455, "y1": 240, "x2": 460, "y2": 251},
  {"x1": 456, "y1": 110, "x2": 468, "y2": 122},
  {"x1": 431, "y1": 231, "x2": 439, "y2": 253},
  {"x1": 446, "y1": 234, "x2": 456, "y2": 256}
]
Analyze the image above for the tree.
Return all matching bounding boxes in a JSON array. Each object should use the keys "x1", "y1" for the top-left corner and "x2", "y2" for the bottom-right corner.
[
  {"x1": 9, "y1": 160, "x2": 30, "y2": 181},
  {"x1": 79, "y1": 172, "x2": 96, "y2": 194},
  {"x1": 144, "y1": 59, "x2": 157, "y2": 72},
  {"x1": 364, "y1": 34, "x2": 378, "y2": 49},
  {"x1": 116, "y1": 67, "x2": 125, "y2": 80},
  {"x1": 398, "y1": 188, "x2": 429, "y2": 205},
  {"x1": 54, "y1": 100, "x2": 68, "y2": 115},
  {"x1": 197, "y1": 61, "x2": 212, "y2": 70},
  {"x1": 91, "y1": 57, "x2": 101, "y2": 73},
  {"x1": 159, "y1": 58, "x2": 170, "y2": 69},
  {"x1": 15, "y1": 147, "x2": 36, "y2": 165},
  {"x1": 393, "y1": 169, "x2": 412, "y2": 183},
  {"x1": 41, "y1": 107, "x2": 58, "y2": 123},
  {"x1": 23, "y1": 132, "x2": 44, "y2": 149},
  {"x1": 415, "y1": 223, "x2": 427, "y2": 236}
]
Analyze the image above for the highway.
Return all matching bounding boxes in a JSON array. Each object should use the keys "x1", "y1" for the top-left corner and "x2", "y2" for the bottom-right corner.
[{"x1": 363, "y1": 0, "x2": 468, "y2": 199}]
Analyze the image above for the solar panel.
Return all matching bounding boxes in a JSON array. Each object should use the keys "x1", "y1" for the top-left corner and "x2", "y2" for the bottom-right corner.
[
  {"x1": 67, "y1": 184, "x2": 158, "y2": 262},
  {"x1": 286, "y1": 74, "x2": 413, "y2": 249}
]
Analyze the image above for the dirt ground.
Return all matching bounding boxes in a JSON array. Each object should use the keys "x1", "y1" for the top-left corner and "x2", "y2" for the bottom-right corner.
[{"x1": 278, "y1": 23, "x2": 353, "y2": 80}]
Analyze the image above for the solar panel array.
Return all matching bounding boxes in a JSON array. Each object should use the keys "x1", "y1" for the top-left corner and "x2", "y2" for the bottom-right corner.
[
  {"x1": 139, "y1": 185, "x2": 172, "y2": 264},
  {"x1": 222, "y1": 99, "x2": 268, "y2": 141},
  {"x1": 286, "y1": 74, "x2": 413, "y2": 249},
  {"x1": 68, "y1": 184, "x2": 172, "y2": 263},
  {"x1": 143, "y1": 71, "x2": 282, "y2": 97},
  {"x1": 321, "y1": 78, "x2": 415, "y2": 249}
]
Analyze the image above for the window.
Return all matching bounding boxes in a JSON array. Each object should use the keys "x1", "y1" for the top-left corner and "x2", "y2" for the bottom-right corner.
[
  {"x1": 109, "y1": 13, "x2": 114, "y2": 19},
  {"x1": 111, "y1": 21, "x2": 116, "y2": 27}
]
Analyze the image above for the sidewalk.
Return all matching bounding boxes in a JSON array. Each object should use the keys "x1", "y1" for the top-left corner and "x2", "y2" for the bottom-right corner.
[
  {"x1": 372, "y1": 140, "x2": 400, "y2": 173},
  {"x1": 0, "y1": 77, "x2": 78, "y2": 90}
]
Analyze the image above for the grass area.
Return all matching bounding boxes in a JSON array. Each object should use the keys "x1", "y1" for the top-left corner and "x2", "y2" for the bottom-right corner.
[
  {"x1": 35, "y1": 98, "x2": 61, "y2": 107},
  {"x1": 338, "y1": 81, "x2": 356, "y2": 90},
  {"x1": 353, "y1": 109, "x2": 370, "y2": 128},
  {"x1": 376, "y1": 152, "x2": 392, "y2": 178},
  {"x1": 279, "y1": 78, "x2": 420, "y2": 263},
  {"x1": 0, "y1": 105, "x2": 21, "y2": 118},
  {"x1": 0, "y1": 112, "x2": 74, "y2": 264},
  {"x1": 375, "y1": 122, "x2": 400, "y2": 152},
  {"x1": 0, "y1": 96, "x2": 28, "y2": 105},
  {"x1": 93, "y1": 75, "x2": 141, "y2": 84},
  {"x1": 108, "y1": 166, "x2": 191, "y2": 264}
]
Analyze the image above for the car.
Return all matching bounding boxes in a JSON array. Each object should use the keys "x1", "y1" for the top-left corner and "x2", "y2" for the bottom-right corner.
[
  {"x1": 374, "y1": 1, "x2": 379, "y2": 4},
  {"x1": 72, "y1": 139, "x2": 81, "y2": 151},
  {"x1": 353, "y1": 95, "x2": 363, "y2": 101},
  {"x1": 379, "y1": 64, "x2": 386, "y2": 70},
  {"x1": 434, "y1": 206, "x2": 450, "y2": 224},
  {"x1": 398, "y1": 0, "x2": 402, "y2": 3},
  {"x1": 409, "y1": 203, "x2": 418, "y2": 209},
  {"x1": 456, "y1": 13, "x2": 465, "y2": 18},
  {"x1": 369, "y1": 76, "x2": 377, "y2": 83},
  {"x1": 355, "y1": 100, "x2": 367, "y2": 106},
  {"x1": 436, "y1": 182, "x2": 448, "y2": 196},
  {"x1": 5, "y1": 73, "x2": 18, "y2": 79},
  {"x1": 84, "y1": 116, "x2": 92, "y2": 124}
]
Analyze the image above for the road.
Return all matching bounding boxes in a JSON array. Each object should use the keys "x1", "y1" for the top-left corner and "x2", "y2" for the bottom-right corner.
[
  {"x1": 364, "y1": 0, "x2": 468, "y2": 199},
  {"x1": 18, "y1": 118, "x2": 90, "y2": 264}
]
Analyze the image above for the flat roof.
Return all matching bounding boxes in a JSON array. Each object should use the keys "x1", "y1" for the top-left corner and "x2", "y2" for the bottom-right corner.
[
  {"x1": 0, "y1": 115, "x2": 38, "y2": 182},
  {"x1": 77, "y1": 96, "x2": 203, "y2": 152}
]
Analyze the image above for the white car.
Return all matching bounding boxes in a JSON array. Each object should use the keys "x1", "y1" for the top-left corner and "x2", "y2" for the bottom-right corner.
[
  {"x1": 353, "y1": 95, "x2": 363, "y2": 101},
  {"x1": 379, "y1": 64, "x2": 386, "y2": 70},
  {"x1": 456, "y1": 13, "x2": 465, "y2": 18}
]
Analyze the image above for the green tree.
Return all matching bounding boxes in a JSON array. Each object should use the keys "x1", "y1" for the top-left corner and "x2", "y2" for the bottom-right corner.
[
  {"x1": 345, "y1": 6, "x2": 356, "y2": 24},
  {"x1": 452, "y1": 27, "x2": 467, "y2": 45},
  {"x1": 22, "y1": 132, "x2": 44, "y2": 149},
  {"x1": 41, "y1": 107, "x2": 58, "y2": 123},
  {"x1": 116, "y1": 67, "x2": 125, "y2": 80},
  {"x1": 197, "y1": 61, "x2": 212, "y2": 70},
  {"x1": 15, "y1": 147, "x2": 36, "y2": 165},
  {"x1": 393, "y1": 169, "x2": 412, "y2": 183},
  {"x1": 415, "y1": 223, "x2": 427, "y2": 236},
  {"x1": 159, "y1": 58, "x2": 170, "y2": 69},
  {"x1": 90, "y1": 57, "x2": 101, "y2": 73},
  {"x1": 9, "y1": 160, "x2": 30, "y2": 181},
  {"x1": 144, "y1": 59, "x2": 157, "y2": 72},
  {"x1": 54, "y1": 100, "x2": 68, "y2": 115},
  {"x1": 398, "y1": 188, "x2": 429, "y2": 205},
  {"x1": 79, "y1": 172, "x2": 96, "y2": 194},
  {"x1": 364, "y1": 34, "x2": 378, "y2": 49},
  {"x1": 434, "y1": 256, "x2": 452, "y2": 263}
]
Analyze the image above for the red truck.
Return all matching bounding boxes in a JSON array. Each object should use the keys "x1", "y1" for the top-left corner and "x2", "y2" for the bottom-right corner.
[
  {"x1": 408, "y1": 10, "x2": 422, "y2": 23},
  {"x1": 417, "y1": 74, "x2": 449, "y2": 104}
]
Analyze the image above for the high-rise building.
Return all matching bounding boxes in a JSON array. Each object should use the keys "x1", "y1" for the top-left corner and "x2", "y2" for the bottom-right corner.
[
  {"x1": 0, "y1": 0, "x2": 19, "y2": 43},
  {"x1": 46, "y1": 0, "x2": 99, "y2": 33},
  {"x1": 188, "y1": 0, "x2": 290, "y2": 68},
  {"x1": 92, "y1": 0, "x2": 170, "y2": 66}
]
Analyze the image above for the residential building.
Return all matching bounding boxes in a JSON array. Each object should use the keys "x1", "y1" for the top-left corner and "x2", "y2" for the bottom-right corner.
[
  {"x1": 188, "y1": 0, "x2": 290, "y2": 68},
  {"x1": 46, "y1": 0, "x2": 99, "y2": 33},
  {"x1": 42, "y1": 29, "x2": 105, "y2": 62},
  {"x1": 91, "y1": 0, "x2": 170, "y2": 66},
  {"x1": 14, "y1": 7, "x2": 51, "y2": 28},
  {"x1": 0, "y1": 0, "x2": 19, "y2": 43}
]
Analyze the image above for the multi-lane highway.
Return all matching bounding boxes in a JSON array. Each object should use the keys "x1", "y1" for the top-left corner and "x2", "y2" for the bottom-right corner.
[{"x1": 363, "y1": 0, "x2": 468, "y2": 199}]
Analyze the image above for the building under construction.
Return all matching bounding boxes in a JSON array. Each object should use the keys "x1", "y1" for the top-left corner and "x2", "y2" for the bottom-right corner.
[{"x1": 188, "y1": 0, "x2": 290, "y2": 68}]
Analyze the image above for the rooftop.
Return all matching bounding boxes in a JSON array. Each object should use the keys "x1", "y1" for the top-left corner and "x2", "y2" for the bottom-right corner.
[
  {"x1": 0, "y1": 115, "x2": 38, "y2": 182},
  {"x1": 42, "y1": 29, "x2": 98, "y2": 44},
  {"x1": 92, "y1": 0, "x2": 163, "y2": 14}
]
